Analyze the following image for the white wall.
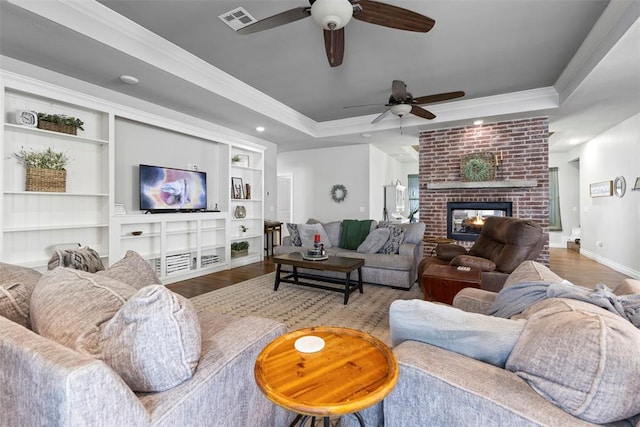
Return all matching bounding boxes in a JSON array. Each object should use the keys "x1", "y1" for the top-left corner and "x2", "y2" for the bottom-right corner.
[
  {"x1": 575, "y1": 112, "x2": 640, "y2": 278},
  {"x1": 278, "y1": 144, "x2": 370, "y2": 222},
  {"x1": 277, "y1": 144, "x2": 409, "y2": 223},
  {"x1": 549, "y1": 152, "x2": 580, "y2": 247}
]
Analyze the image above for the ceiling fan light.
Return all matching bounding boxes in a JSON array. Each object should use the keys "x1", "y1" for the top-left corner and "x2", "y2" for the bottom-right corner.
[
  {"x1": 390, "y1": 104, "x2": 412, "y2": 117},
  {"x1": 311, "y1": 0, "x2": 353, "y2": 30}
]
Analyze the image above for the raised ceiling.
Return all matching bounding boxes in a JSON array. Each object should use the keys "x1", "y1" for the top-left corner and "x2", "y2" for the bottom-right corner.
[{"x1": 1, "y1": 0, "x2": 638, "y2": 161}]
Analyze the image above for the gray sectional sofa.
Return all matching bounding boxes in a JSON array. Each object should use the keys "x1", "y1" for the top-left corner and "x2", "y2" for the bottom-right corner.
[
  {"x1": 0, "y1": 253, "x2": 294, "y2": 427},
  {"x1": 274, "y1": 219, "x2": 425, "y2": 290},
  {"x1": 343, "y1": 261, "x2": 640, "y2": 426}
]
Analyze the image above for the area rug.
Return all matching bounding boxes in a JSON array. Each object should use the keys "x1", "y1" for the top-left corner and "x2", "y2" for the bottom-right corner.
[{"x1": 190, "y1": 272, "x2": 423, "y2": 345}]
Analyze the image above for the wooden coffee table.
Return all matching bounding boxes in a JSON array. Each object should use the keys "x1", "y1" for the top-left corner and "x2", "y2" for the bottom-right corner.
[
  {"x1": 422, "y1": 264, "x2": 482, "y2": 304},
  {"x1": 254, "y1": 326, "x2": 398, "y2": 427},
  {"x1": 273, "y1": 252, "x2": 364, "y2": 304}
]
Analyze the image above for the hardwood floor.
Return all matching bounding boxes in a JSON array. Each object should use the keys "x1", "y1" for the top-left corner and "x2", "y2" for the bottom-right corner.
[{"x1": 167, "y1": 249, "x2": 631, "y2": 298}]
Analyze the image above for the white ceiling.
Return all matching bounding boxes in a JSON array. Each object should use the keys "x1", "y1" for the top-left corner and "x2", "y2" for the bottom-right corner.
[{"x1": 1, "y1": 0, "x2": 638, "y2": 162}]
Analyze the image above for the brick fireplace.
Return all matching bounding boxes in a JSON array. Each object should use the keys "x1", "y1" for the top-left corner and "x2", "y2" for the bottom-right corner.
[{"x1": 419, "y1": 117, "x2": 549, "y2": 265}]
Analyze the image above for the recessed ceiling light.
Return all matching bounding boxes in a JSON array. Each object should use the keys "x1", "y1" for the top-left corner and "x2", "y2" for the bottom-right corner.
[
  {"x1": 119, "y1": 75, "x2": 139, "y2": 85},
  {"x1": 256, "y1": 126, "x2": 265, "y2": 132},
  {"x1": 473, "y1": 119, "x2": 484, "y2": 126},
  {"x1": 360, "y1": 133, "x2": 371, "y2": 138}
]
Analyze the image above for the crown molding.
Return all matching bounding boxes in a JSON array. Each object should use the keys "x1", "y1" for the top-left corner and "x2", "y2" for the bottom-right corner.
[
  {"x1": 314, "y1": 87, "x2": 559, "y2": 138},
  {"x1": 7, "y1": 0, "x2": 317, "y2": 136}
]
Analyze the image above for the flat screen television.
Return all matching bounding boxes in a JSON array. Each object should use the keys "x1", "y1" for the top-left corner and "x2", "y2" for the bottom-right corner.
[{"x1": 139, "y1": 164, "x2": 207, "y2": 212}]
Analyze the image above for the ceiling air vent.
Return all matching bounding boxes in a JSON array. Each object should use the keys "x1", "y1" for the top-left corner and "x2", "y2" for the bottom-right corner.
[{"x1": 219, "y1": 7, "x2": 256, "y2": 31}]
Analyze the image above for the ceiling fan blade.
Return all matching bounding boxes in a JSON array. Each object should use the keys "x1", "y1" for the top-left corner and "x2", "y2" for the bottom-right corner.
[
  {"x1": 353, "y1": 0, "x2": 435, "y2": 32},
  {"x1": 372, "y1": 109, "x2": 392, "y2": 123},
  {"x1": 236, "y1": 7, "x2": 311, "y2": 35},
  {"x1": 323, "y1": 27, "x2": 345, "y2": 67},
  {"x1": 412, "y1": 91, "x2": 466, "y2": 105},
  {"x1": 411, "y1": 105, "x2": 436, "y2": 120},
  {"x1": 391, "y1": 80, "x2": 407, "y2": 101}
]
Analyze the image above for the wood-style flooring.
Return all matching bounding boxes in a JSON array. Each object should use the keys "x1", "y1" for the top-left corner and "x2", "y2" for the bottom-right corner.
[{"x1": 167, "y1": 248, "x2": 631, "y2": 298}]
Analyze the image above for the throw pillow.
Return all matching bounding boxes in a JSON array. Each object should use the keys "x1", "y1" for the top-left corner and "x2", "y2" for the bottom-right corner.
[
  {"x1": 297, "y1": 223, "x2": 332, "y2": 248},
  {"x1": 506, "y1": 298, "x2": 640, "y2": 424},
  {"x1": 0, "y1": 262, "x2": 41, "y2": 328},
  {"x1": 390, "y1": 299, "x2": 526, "y2": 367},
  {"x1": 30, "y1": 268, "x2": 201, "y2": 392},
  {"x1": 339, "y1": 219, "x2": 374, "y2": 250},
  {"x1": 286, "y1": 223, "x2": 302, "y2": 246},
  {"x1": 100, "y1": 285, "x2": 201, "y2": 392},
  {"x1": 47, "y1": 246, "x2": 105, "y2": 272},
  {"x1": 450, "y1": 255, "x2": 496, "y2": 272},
  {"x1": 377, "y1": 223, "x2": 405, "y2": 254},
  {"x1": 357, "y1": 228, "x2": 390, "y2": 254},
  {"x1": 98, "y1": 250, "x2": 160, "y2": 290},
  {"x1": 323, "y1": 221, "x2": 342, "y2": 247}
]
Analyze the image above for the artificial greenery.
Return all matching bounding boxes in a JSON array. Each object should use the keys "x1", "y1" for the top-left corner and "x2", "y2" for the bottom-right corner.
[
  {"x1": 37, "y1": 113, "x2": 84, "y2": 130},
  {"x1": 231, "y1": 155, "x2": 241, "y2": 162},
  {"x1": 13, "y1": 147, "x2": 70, "y2": 170},
  {"x1": 231, "y1": 241, "x2": 249, "y2": 251},
  {"x1": 462, "y1": 158, "x2": 491, "y2": 181}
]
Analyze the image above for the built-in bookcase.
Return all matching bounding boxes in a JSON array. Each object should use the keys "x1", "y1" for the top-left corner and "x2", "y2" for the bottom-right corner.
[{"x1": 1, "y1": 72, "x2": 265, "y2": 282}]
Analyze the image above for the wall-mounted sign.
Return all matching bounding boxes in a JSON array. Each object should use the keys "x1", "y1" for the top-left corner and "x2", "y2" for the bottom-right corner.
[{"x1": 589, "y1": 181, "x2": 613, "y2": 198}]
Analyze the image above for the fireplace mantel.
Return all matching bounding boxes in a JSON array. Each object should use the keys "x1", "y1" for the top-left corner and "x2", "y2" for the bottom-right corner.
[{"x1": 427, "y1": 180, "x2": 538, "y2": 190}]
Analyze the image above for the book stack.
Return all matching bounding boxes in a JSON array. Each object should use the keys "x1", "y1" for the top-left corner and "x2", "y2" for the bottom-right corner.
[
  {"x1": 166, "y1": 253, "x2": 191, "y2": 274},
  {"x1": 201, "y1": 254, "x2": 220, "y2": 267}
]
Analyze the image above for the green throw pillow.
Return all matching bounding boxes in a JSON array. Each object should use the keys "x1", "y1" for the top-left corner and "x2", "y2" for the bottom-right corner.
[{"x1": 339, "y1": 219, "x2": 373, "y2": 250}]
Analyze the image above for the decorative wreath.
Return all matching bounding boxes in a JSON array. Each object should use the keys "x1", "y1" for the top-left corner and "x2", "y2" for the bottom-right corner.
[
  {"x1": 462, "y1": 158, "x2": 491, "y2": 182},
  {"x1": 330, "y1": 184, "x2": 348, "y2": 203}
]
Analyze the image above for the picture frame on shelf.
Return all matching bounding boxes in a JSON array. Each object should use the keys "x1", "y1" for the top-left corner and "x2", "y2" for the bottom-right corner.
[
  {"x1": 633, "y1": 177, "x2": 640, "y2": 191},
  {"x1": 236, "y1": 154, "x2": 249, "y2": 167},
  {"x1": 589, "y1": 180, "x2": 613, "y2": 198},
  {"x1": 231, "y1": 177, "x2": 244, "y2": 199}
]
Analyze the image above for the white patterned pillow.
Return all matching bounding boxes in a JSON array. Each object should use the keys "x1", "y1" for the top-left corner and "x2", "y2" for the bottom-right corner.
[
  {"x1": 377, "y1": 223, "x2": 405, "y2": 254},
  {"x1": 47, "y1": 246, "x2": 105, "y2": 273},
  {"x1": 31, "y1": 268, "x2": 201, "y2": 392},
  {"x1": 286, "y1": 223, "x2": 302, "y2": 246}
]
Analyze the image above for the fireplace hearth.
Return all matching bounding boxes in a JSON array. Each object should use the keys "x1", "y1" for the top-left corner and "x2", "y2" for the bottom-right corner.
[{"x1": 447, "y1": 202, "x2": 513, "y2": 241}]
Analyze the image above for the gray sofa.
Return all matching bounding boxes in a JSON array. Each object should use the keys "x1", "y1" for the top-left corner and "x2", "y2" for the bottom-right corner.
[
  {"x1": 275, "y1": 219, "x2": 425, "y2": 290},
  {"x1": 344, "y1": 261, "x2": 640, "y2": 426},
  {"x1": 0, "y1": 255, "x2": 294, "y2": 427}
]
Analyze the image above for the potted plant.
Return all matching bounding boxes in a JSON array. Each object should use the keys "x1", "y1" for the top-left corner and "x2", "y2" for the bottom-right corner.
[
  {"x1": 231, "y1": 241, "x2": 249, "y2": 258},
  {"x1": 408, "y1": 208, "x2": 419, "y2": 223},
  {"x1": 231, "y1": 154, "x2": 241, "y2": 163},
  {"x1": 13, "y1": 147, "x2": 70, "y2": 192},
  {"x1": 37, "y1": 112, "x2": 84, "y2": 135}
]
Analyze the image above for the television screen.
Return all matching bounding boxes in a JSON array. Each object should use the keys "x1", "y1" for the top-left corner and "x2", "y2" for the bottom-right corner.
[{"x1": 139, "y1": 164, "x2": 207, "y2": 212}]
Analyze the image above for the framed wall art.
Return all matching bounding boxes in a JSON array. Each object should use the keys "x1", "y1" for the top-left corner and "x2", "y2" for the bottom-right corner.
[
  {"x1": 633, "y1": 177, "x2": 640, "y2": 191},
  {"x1": 231, "y1": 177, "x2": 244, "y2": 199},
  {"x1": 589, "y1": 180, "x2": 613, "y2": 198}
]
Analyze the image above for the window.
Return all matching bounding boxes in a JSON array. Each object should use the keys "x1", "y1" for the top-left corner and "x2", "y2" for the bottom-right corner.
[{"x1": 549, "y1": 167, "x2": 562, "y2": 231}]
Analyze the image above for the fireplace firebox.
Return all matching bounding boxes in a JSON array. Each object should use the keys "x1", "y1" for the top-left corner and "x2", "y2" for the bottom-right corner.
[{"x1": 447, "y1": 202, "x2": 513, "y2": 241}]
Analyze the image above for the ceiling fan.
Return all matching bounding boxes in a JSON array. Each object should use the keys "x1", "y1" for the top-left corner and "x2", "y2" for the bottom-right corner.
[
  {"x1": 358, "y1": 80, "x2": 465, "y2": 123},
  {"x1": 237, "y1": 0, "x2": 435, "y2": 67}
]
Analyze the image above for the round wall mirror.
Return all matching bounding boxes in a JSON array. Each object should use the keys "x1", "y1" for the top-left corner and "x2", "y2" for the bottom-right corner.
[{"x1": 614, "y1": 176, "x2": 626, "y2": 198}]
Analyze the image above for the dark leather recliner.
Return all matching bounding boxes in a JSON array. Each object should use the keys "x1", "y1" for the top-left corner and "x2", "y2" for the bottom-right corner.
[{"x1": 419, "y1": 216, "x2": 546, "y2": 292}]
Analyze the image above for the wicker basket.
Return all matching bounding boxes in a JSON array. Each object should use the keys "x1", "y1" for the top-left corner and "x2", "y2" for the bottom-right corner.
[
  {"x1": 231, "y1": 249, "x2": 248, "y2": 258},
  {"x1": 26, "y1": 168, "x2": 66, "y2": 192},
  {"x1": 460, "y1": 152, "x2": 497, "y2": 182},
  {"x1": 37, "y1": 121, "x2": 77, "y2": 135}
]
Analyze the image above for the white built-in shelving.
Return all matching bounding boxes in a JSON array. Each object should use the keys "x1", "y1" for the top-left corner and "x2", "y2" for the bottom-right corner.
[{"x1": 1, "y1": 71, "x2": 265, "y2": 282}]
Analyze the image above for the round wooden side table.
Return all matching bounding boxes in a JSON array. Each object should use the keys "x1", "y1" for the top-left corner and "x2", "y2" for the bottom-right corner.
[{"x1": 254, "y1": 326, "x2": 398, "y2": 427}]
